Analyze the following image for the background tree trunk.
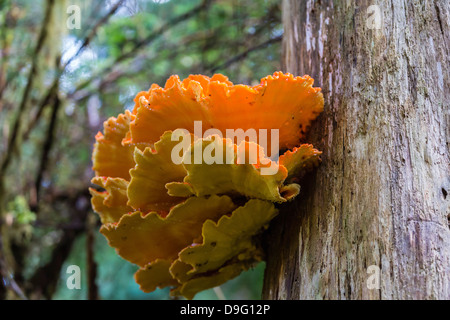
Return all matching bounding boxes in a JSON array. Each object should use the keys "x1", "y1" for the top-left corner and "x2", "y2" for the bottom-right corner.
[{"x1": 263, "y1": 0, "x2": 449, "y2": 299}]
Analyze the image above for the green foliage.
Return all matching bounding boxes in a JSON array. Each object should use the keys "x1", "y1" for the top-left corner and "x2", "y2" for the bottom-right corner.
[{"x1": 7, "y1": 196, "x2": 35, "y2": 224}]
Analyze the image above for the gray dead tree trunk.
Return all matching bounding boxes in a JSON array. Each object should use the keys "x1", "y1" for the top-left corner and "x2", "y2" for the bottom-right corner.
[{"x1": 262, "y1": 0, "x2": 450, "y2": 299}]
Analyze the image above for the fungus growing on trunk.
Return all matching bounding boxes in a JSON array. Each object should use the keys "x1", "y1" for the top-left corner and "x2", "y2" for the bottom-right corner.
[{"x1": 90, "y1": 72, "x2": 323, "y2": 299}]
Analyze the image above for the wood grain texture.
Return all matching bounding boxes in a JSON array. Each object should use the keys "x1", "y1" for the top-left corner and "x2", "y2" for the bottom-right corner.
[{"x1": 262, "y1": 0, "x2": 450, "y2": 299}]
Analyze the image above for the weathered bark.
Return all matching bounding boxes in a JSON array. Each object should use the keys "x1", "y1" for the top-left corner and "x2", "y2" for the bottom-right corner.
[{"x1": 263, "y1": 0, "x2": 449, "y2": 299}]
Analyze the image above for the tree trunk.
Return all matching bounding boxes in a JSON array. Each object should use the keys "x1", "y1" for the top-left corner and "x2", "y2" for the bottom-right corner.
[{"x1": 262, "y1": 0, "x2": 449, "y2": 300}]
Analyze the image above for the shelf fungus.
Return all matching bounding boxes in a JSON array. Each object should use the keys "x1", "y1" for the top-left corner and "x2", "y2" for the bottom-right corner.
[{"x1": 90, "y1": 71, "x2": 324, "y2": 299}]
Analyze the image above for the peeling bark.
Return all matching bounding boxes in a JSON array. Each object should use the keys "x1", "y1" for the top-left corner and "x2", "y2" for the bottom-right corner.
[{"x1": 263, "y1": 0, "x2": 450, "y2": 299}]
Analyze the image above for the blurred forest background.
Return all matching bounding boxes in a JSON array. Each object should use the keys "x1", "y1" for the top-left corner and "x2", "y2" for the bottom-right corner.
[{"x1": 0, "y1": 0, "x2": 282, "y2": 299}]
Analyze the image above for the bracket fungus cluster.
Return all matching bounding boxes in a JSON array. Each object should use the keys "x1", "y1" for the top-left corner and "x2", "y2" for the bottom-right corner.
[{"x1": 90, "y1": 72, "x2": 324, "y2": 299}]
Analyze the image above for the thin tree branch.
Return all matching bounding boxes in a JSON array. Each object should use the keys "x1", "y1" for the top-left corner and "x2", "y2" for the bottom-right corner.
[
  {"x1": 67, "y1": 0, "x2": 215, "y2": 99},
  {"x1": 0, "y1": 229, "x2": 28, "y2": 300},
  {"x1": 0, "y1": 0, "x2": 55, "y2": 184},
  {"x1": 0, "y1": 0, "x2": 14, "y2": 103},
  {"x1": 21, "y1": 0, "x2": 125, "y2": 145},
  {"x1": 63, "y1": 0, "x2": 124, "y2": 69},
  {"x1": 22, "y1": 81, "x2": 59, "y2": 141},
  {"x1": 33, "y1": 95, "x2": 61, "y2": 209},
  {"x1": 0, "y1": 1, "x2": 55, "y2": 299},
  {"x1": 209, "y1": 35, "x2": 282, "y2": 73},
  {"x1": 86, "y1": 214, "x2": 98, "y2": 300},
  {"x1": 25, "y1": 1, "x2": 126, "y2": 208}
]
